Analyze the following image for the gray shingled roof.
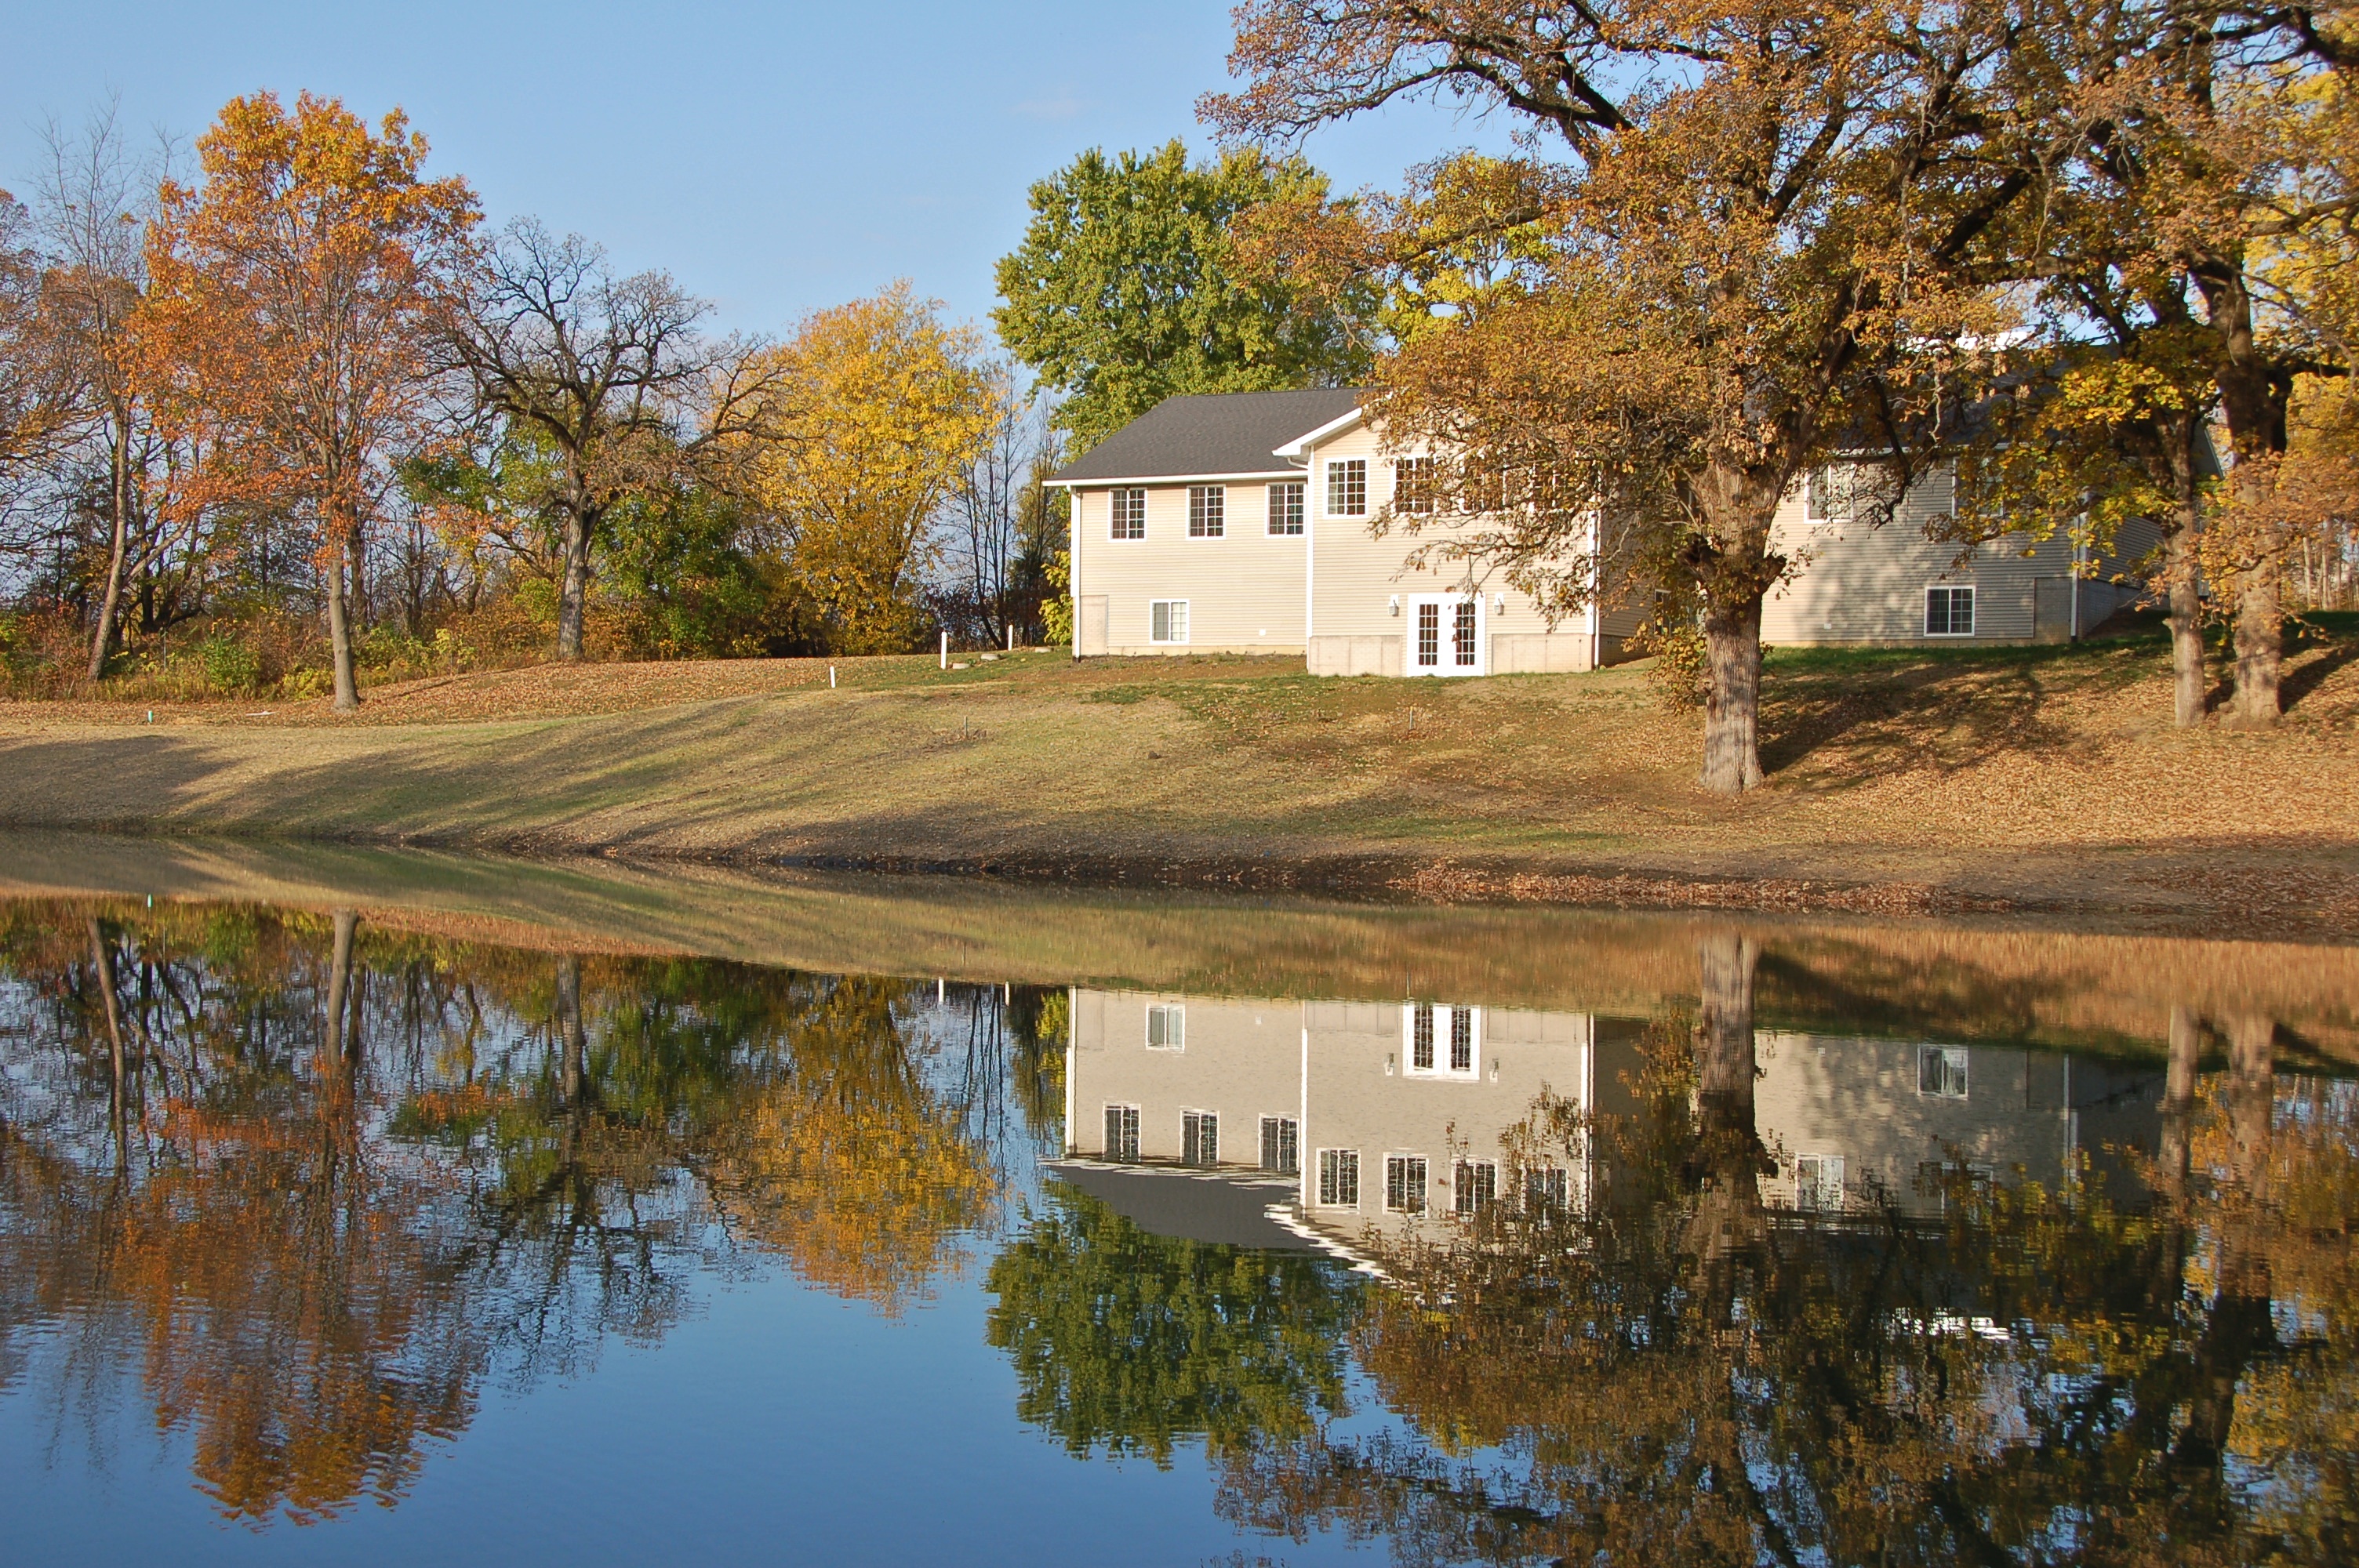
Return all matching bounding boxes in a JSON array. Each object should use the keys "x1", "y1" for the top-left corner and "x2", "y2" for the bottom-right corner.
[{"x1": 1049, "y1": 387, "x2": 1366, "y2": 485}]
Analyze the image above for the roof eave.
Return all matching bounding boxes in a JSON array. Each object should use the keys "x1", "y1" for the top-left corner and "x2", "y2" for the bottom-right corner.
[{"x1": 1272, "y1": 405, "x2": 1367, "y2": 459}]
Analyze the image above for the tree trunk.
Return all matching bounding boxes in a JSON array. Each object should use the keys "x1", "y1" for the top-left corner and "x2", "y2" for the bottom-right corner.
[
  {"x1": 2230, "y1": 549, "x2": 2282, "y2": 727},
  {"x1": 555, "y1": 954, "x2": 587, "y2": 1108},
  {"x1": 556, "y1": 504, "x2": 594, "y2": 662},
  {"x1": 2164, "y1": 491, "x2": 2206, "y2": 728},
  {"x1": 85, "y1": 413, "x2": 135, "y2": 685},
  {"x1": 1699, "y1": 597, "x2": 1767, "y2": 793},
  {"x1": 2158, "y1": 1004, "x2": 2201, "y2": 1200},
  {"x1": 326, "y1": 522, "x2": 360, "y2": 712},
  {"x1": 325, "y1": 908, "x2": 358, "y2": 1065},
  {"x1": 1688, "y1": 931, "x2": 1768, "y2": 1316}
]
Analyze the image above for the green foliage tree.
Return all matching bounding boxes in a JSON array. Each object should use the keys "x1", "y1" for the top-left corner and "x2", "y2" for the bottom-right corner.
[
  {"x1": 984, "y1": 1184, "x2": 1365, "y2": 1465},
  {"x1": 992, "y1": 140, "x2": 1376, "y2": 452}
]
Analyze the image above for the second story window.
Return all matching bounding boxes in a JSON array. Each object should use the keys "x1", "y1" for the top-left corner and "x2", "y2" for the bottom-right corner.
[
  {"x1": 1267, "y1": 481, "x2": 1304, "y2": 535},
  {"x1": 1183, "y1": 1109, "x2": 1219, "y2": 1167},
  {"x1": 1189, "y1": 485, "x2": 1226, "y2": 537},
  {"x1": 1386, "y1": 1154, "x2": 1427, "y2": 1214},
  {"x1": 1110, "y1": 487, "x2": 1147, "y2": 539},
  {"x1": 1326, "y1": 458, "x2": 1366, "y2": 517},
  {"x1": 1318, "y1": 1149, "x2": 1359, "y2": 1207},
  {"x1": 1394, "y1": 456, "x2": 1437, "y2": 514},
  {"x1": 1261, "y1": 1116, "x2": 1299, "y2": 1174}
]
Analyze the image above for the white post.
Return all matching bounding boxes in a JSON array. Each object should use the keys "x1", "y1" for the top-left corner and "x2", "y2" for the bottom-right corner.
[
  {"x1": 940, "y1": 630, "x2": 948, "y2": 670},
  {"x1": 829, "y1": 665, "x2": 837, "y2": 689},
  {"x1": 1008, "y1": 623, "x2": 1015, "y2": 652}
]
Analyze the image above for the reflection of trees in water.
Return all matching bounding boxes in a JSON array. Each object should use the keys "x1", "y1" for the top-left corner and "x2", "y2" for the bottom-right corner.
[
  {"x1": 0, "y1": 901, "x2": 1028, "y2": 1524},
  {"x1": 985, "y1": 1187, "x2": 1365, "y2": 1466},
  {"x1": 1196, "y1": 939, "x2": 2359, "y2": 1566}
]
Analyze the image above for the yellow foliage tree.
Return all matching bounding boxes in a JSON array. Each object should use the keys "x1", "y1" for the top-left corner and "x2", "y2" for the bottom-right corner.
[{"x1": 754, "y1": 283, "x2": 995, "y2": 653}]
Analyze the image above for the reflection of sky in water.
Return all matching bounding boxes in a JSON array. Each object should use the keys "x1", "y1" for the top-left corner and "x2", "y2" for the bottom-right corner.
[{"x1": 1, "y1": 897, "x2": 2353, "y2": 1565}]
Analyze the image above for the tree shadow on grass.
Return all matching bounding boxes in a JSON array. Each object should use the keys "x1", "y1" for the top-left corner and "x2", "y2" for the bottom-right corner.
[{"x1": 1757, "y1": 650, "x2": 2087, "y2": 782}]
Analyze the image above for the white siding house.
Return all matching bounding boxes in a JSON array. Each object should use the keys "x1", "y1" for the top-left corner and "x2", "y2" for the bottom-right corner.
[{"x1": 1049, "y1": 390, "x2": 2156, "y2": 673}]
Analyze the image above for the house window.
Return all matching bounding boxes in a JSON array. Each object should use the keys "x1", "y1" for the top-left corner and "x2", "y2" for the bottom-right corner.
[
  {"x1": 1917, "y1": 1045, "x2": 1969, "y2": 1099},
  {"x1": 1404, "y1": 1005, "x2": 1479, "y2": 1078},
  {"x1": 1103, "y1": 1103, "x2": 1140, "y2": 1161},
  {"x1": 1386, "y1": 1155, "x2": 1428, "y2": 1214},
  {"x1": 1189, "y1": 485, "x2": 1226, "y2": 538},
  {"x1": 1925, "y1": 586, "x2": 1975, "y2": 637},
  {"x1": 1452, "y1": 601, "x2": 1478, "y2": 668},
  {"x1": 1326, "y1": 459, "x2": 1367, "y2": 517},
  {"x1": 1318, "y1": 1149, "x2": 1359, "y2": 1207},
  {"x1": 1394, "y1": 456, "x2": 1437, "y2": 514},
  {"x1": 1110, "y1": 488, "x2": 1146, "y2": 539},
  {"x1": 1183, "y1": 1109, "x2": 1219, "y2": 1167},
  {"x1": 1150, "y1": 600, "x2": 1190, "y2": 644},
  {"x1": 1267, "y1": 481, "x2": 1304, "y2": 535},
  {"x1": 1795, "y1": 1153, "x2": 1846, "y2": 1213},
  {"x1": 1525, "y1": 1165, "x2": 1568, "y2": 1214},
  {"x1": 1416, "y1": 603, "x2": 1440, "y2": 667},
  {"x1": 1805, "y1": 466, "x2": 1837, "y2": 522},
  {"x1": 1146, "y1": 1004, "x2": 1184, "y2": 1049},
  {"x1": 1260, "y1": 1115, "x2": 1299, "y2": 1174},
  {"x1": 1453, "y1": 1160, "x2": 1497, "y2": 1215}
]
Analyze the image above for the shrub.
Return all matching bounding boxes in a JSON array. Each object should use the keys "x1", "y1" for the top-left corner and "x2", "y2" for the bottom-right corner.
[
  {"x1": 201, "y1": 633, "x2": 264, "y2": 695},
  {"x1": 1630, "y1": 610, "x2": 1707, "y2": 710}
]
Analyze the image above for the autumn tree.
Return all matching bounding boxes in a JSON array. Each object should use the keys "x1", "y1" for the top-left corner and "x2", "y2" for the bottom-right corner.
[
  {"x1": 140, "y1": 92, "x2": 476, "y2": 710},
  {"x1": 753, "y1": 283, "x2": 995, "y2": 653},
  {"x1": 437, "y1": 220, "x2": 782, "y2": 661},
  {"x1": 1208, "y1": 3, "x2": 2059, "y2": 793},
  {"x1": 993, "y1": 140, "x2": 1376, "y2": 452}
]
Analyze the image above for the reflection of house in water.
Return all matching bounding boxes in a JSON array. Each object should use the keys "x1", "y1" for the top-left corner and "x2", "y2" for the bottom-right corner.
[{"x1": 1056, "y1": 989, "x2": 2170, "y2": 1245}]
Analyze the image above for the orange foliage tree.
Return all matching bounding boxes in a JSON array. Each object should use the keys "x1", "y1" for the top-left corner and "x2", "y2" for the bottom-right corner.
[{"x1": 140, "y1": 92, "x2": 476, "y2": 710}]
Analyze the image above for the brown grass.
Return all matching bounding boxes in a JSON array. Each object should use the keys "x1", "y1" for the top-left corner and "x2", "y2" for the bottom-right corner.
[{"x1": 1, "y1": 628, "x2": 2353, "y2": 935}]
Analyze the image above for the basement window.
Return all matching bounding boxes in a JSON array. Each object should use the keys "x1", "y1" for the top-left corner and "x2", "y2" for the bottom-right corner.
[
  {"x1": 1925, "y1": 586, "x2": 1975, "y2": 637},
  {"x1": 1150, "y1": 600, "x2": 1190, "y2": 644}
]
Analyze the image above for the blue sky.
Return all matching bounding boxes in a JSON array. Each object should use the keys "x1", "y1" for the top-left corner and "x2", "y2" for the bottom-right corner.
[{"x1": 0, "y1": 1, "x2": 1514, "y2": 340}]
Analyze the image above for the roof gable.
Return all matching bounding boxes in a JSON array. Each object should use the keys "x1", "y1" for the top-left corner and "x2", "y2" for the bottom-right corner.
[{"x1": 1049, "y1": 387, "x2": 1367, "y2": 485}]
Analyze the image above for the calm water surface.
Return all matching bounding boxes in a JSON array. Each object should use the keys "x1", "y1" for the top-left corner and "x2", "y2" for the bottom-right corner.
[{"x1": 0, "y1": 887, "x2": 2352, "y2": 1565}]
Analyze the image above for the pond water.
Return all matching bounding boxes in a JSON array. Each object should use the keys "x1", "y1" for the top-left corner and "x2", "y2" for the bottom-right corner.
[{"x1": 0, "y1": 864, "x2": 2354, "y2": 1566}]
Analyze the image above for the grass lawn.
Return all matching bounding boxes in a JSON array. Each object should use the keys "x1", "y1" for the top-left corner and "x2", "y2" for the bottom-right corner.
[{"x1": 1, "y1": 617, "x2": 2354, "y2": 935}]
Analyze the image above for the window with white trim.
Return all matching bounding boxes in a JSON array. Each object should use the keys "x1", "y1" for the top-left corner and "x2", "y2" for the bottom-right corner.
[
  {"x1": 1404, "y1": 1004, "x2": 1480, "y2": 1078},
  {"x1": 1525, "y1": 1164, "x2": 1568, "y2": 1214},
  {"x1": 1386, "y1": 1154, "x2": 1427, "y2": 1213},
  {"x1": 1150, "y1": 600, "x2": 1189, "y2": 644},
  {"x1": 1182, "y1": 1109, "x2": 1219, "y2": 1167},
  {"x1": 1795, "y1": 1153, "x2": 1846, "y2": 1213},
  {"x1": 1326, "y1": 459, "x2": 1367, "y2": 517},
  {"x1": 1188, "y1": 485, "x2": 1226, "y2": 538},
  {"x1": 1917, "y1": 1045, "x2": 1969, "y2": 1099},
  {"x1": 1805, "y1": 466, "x2": 1838, "y2": 523},
  {"x1": 1318, "y1": 1148, "x2": 1359, "y2": 1207},
  {"x1": 1925, "y1": 585, "x2": 1975, "y2": 637},
  {"x1": 1453, "y1": 1159, "x2": 1497, "y2": 1215},
  {"x1": 1110, "y1": 488, "x2": 1147, "y2": 539},
  {"x1": 1260, "y1": 1115, "x2": 1299, "y2": 1174},
  {"x1": 1452, "y1": 601, "x2": 1477, "y2": 668},
  {"x1": 1394, "y1": 456, "x2": 1437, "y2": 514},
  {"x1": 1103, "y1": 1103, "x2": 1140, "y2": 1161},
  {"x1": 1416, "y1": 603, "x2": 1440, "y2": 668},
  {"x1": 1267, "y1": 481, "x2": 1304, "y2": 535},
  {"x1": 1145, "y1": 1004, "x2": 1184, "y2": 1050}
]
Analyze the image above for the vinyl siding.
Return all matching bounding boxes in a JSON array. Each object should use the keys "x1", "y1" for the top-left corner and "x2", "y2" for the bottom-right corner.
[
  {"x1": 1301, "y1": 422, "x2": 1616, "y2": 673},
  {"x1": 1068, "y1": 483, "x2": 1308, "y2": 655},
  {"x1": 1761, "y1": 465, "x2": 2157, "y2": 644}
]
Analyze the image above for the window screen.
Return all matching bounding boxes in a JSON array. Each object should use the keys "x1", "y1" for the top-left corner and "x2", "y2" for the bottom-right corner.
[
  {"x1": 1146, "y1": 1004, "x2": 1184, "y2": 1049},
  {"x1": 1150, "y1": 600, "x2": 1189, "y2": 644},
  {"x1": 1386, "y1": 1155, "x2": 1427, "y2": 1214},
  {"x1": 1183, "y1": 1110, "x2": 1219, "y2": 1167},
  {"x1": 1188, "y1": 485, "x2": 1225, "y2": 538},
  {"x1": 1318, "y1": 1149, "x2": 1359, "y2": 1207},
  {"x1": 1925, "y1": 586, "x2": 1975, "y2": 636},
  {"x1": 1267, "y1": 481, "x2": 1304, "y2": 535},
  {"x1": 1327, "y1": 459, "x2": 1366, "y2": 516},
  {"x1": 1110, "y1": 488, "x2": 1146, "y2": 539},
  {"x1": 1260, "y1": 1116, "x2": 1299, "y2": 1174}
]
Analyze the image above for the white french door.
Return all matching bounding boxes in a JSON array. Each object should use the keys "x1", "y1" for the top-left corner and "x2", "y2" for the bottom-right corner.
[{"x1": 1405, "y1": 593, "x2": 1485, "y2": 676}]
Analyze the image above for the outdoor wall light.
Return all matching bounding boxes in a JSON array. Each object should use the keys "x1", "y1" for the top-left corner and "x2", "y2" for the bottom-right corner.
[
  {"x1": 1388, "y1": 594, "x2": 1401, "y2": 615},
  {"x1": 1493, "y1": 592, "x2": 1505, "y2": 613},
  {"x1": 1385, "y1": 1053, "x2": 1396, "y2": 1076}
]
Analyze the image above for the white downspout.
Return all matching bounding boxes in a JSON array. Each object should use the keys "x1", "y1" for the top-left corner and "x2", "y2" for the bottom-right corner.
[
  {"x1": 1070, "y1": 488, "x2": 1083, "y2": 659},
  {"x1": 1304, "y1": 466, "x2": 1317, "y2": 653}
]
